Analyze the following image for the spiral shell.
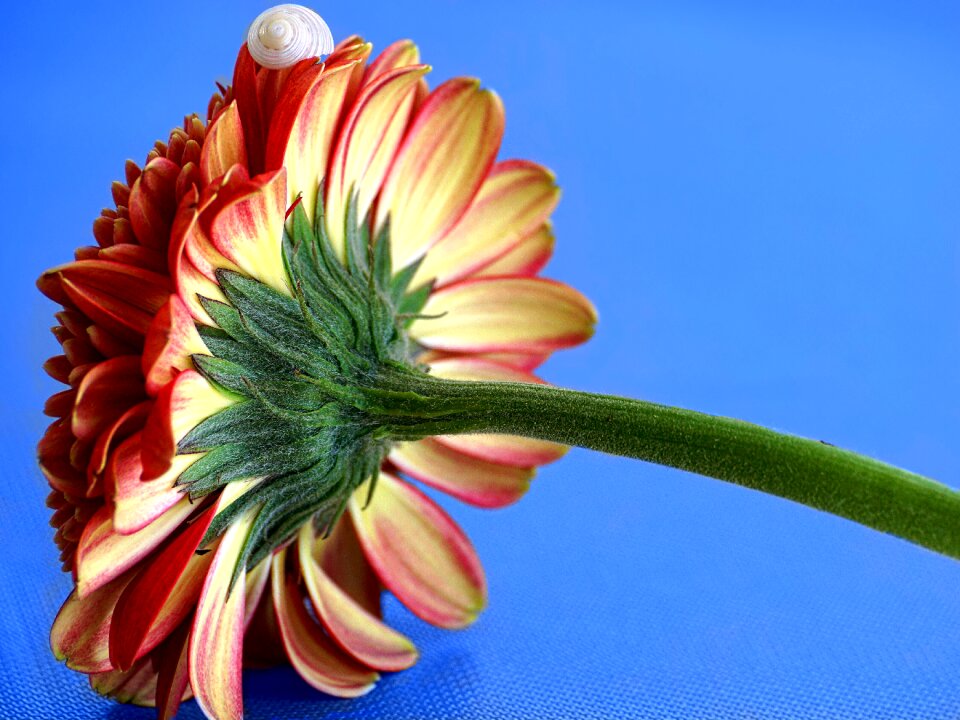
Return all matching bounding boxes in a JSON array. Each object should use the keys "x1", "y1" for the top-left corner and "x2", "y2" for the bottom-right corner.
[{"x1": 246, "y1": 4, "x2": 334, "y2": 69}]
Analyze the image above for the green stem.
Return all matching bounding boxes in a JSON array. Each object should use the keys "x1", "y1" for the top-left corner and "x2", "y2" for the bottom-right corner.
[{"x1": 373, "y1": 368, "x2": 960, "y2": 560}]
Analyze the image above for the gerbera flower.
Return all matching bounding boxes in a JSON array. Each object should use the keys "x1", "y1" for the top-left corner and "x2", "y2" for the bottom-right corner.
[{"x1": 39, "y1": 8, "x2": 595, "y2": 720}]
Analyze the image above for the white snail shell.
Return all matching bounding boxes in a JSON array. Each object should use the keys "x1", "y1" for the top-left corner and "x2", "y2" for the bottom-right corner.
[{"x1": 246, "y1": 4, "x2": 334, "y2": 69}]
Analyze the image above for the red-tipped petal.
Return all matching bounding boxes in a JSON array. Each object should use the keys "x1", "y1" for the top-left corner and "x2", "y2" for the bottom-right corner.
[
  {"x1": 271, "y1": 549, "x2": 379, "y2": 696},
  {"x1": 390, "y1": 438, "x2": 533, "y2": 508},
  {"x1": 415, "y1": 160, "x2": 560, "y2": 287},
  {"x1": 75, "y1": 498, "x2": 195, "y2": 597},
  {"x1": 350, "y1": 473, "x2": 486, "y2": 629},
  {"x1": 410, "y1": 276, "x2": 596, "y2": 354},
  {"x1": 51, "y1": 571, "x2": 134, "y2": 673},
  {"x1": 376, "y1": 78, "x2": 505, "y2": 270},
  {"x1": 141, "y1": 370, "x2": 234, "y2": 480},
  {"x1": 142, "y1": 294, "x2": 209, "y2": 396},
  {"x1": 472, "y1": 223, "x2": 554, "y2": 278},
  {"x1": 109, "y1": 505, "x2": 215, "y2": 670},
  {"x1": 209, "y1": 169, "x2": 290, "y2": 295},
  {"x1": 298, "y1": 525, "x2": 418, "y2": 672}
]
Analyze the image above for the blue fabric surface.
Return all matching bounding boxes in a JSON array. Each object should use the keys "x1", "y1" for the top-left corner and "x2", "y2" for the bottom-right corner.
[{"x1": 3, "y1": 1, "x2": 960, "y2": 718}]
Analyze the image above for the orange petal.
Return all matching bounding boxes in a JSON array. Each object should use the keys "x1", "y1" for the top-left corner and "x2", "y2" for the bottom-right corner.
[
  {"x1": 75, "y1": 497, "x2": 195, "y2": 597},
  {"x1": 325, "y1": 64, "x2": 429, "y2": 257},
  {"x1": 410, "y1": 277, "x2": 596, "y2": 354},
  {"x1": 426, "y1": 357, "x2": 568, "y2": 467},
  {"x1": 51, "y1": 571, "x2": 134, "y2": 673},
  {"x1": 142, "y1": 294, "x2": 208, "y2": 397},
  {"x1": 271, "y1": 548, "x2": 379, "y2": 696},
  {"x1": 298, "y1": 524, "x2": 418, "y2": 672},
  {"x1": 71, "y1": 356, "x2": 146, "y2": 442},
  {"x1": 201, "y1": 101, "x2": 248, "y2": 184},
  {"x1": 414, "y1": 160, "x2": 559, "y2": 287},
  {"x1": 472, "y1": 223, "x2": 554, "y2": 278},
  {"x1": 264, "y1": 61, "x2": 359, "y2": 223},
  {"x1": 128, "y1": 157, "x2": 180, "y2": 250},
  {"x1": 209, "y1": 169, "x2": 290, "y2": 296},
  {"x1": 389, "y1": 438, "x2": 533, "y2": 508},
  {"x1": 189, "y1": 486, "x2": 258, "y2": 720},
  {"x1": 376, "y1": 78, "x2": 505, "y2": 271},
  {"x1": 350, "y1": 473, "x2": 486, "y2": 629}
]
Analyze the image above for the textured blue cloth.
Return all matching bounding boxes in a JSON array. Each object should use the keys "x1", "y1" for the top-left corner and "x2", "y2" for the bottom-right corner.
[{"x1": 3, "y1": 1, "x2": 960, "y2": 718}]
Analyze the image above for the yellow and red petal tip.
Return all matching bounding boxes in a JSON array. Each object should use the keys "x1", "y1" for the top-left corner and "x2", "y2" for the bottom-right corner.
[
  {"x1": 201, "y1": 100, "x2": 248, "y2": 184},
  {"x1": 142, "y1": 294, "x2": 209, "y2": 397},
  {"x1": 350, "y1": 473, "x2": 487, "y2": 629},
  {"x1": 377, "y1": 78, "x2": 505, "y2": 271},
  {"x1": 51, "y1": 572, "x2": 133, "y2": 673},
  {"x1": 271, "y1": 548, "x2": 380, "y2": 696},
  {"x1": 473, "y1": 223, "x2": 555, "y2": 278},
  {"x1": 414, "y1": 160, "x2": 560, "y2": 287},
  {"x1": 189, "y1": 486, "x2": 259, "y2": 720},
  {"x1": 410, "y1": 277, "x2": 597, "y2": 354},
  {"x1": 298, "y1": 524, "x2": 418, "y2": 672}
]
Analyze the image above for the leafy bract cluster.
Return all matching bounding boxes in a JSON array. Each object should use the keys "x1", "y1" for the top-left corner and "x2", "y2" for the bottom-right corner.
[{"x1": 181, "y1": 195, "x2": 431, "y2": 573}]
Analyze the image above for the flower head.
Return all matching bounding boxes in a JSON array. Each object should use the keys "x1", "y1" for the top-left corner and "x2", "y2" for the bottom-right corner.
[{"x1": 39, "y1": 14, "x2": 595, "y2": 720}]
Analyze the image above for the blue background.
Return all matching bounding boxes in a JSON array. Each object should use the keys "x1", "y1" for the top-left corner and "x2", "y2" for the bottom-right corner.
[{"x1": 3, "y1": 1, "x2": 960, "y2": 718}]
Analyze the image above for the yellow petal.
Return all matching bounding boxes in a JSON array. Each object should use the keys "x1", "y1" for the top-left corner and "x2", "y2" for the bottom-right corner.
[
  {"x1": 201, "y1": 101, "x2": 247, "y2": 184},
  {"x1": 410, "y1": 277, "x2": 596, "y2": 353},
  {"x1": 472, "y1": 223, "x2": 555, "y2": 278}
]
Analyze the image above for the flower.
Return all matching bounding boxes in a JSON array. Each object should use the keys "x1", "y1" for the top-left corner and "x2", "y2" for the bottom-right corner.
[{"x1": 39, "y1": 29, "x2": 595, "y2": 720}]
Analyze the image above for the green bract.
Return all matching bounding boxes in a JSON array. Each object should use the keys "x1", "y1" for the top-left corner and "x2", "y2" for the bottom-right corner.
[{"x1": 180, "y1": 193, "x2": 431, "y2": 574}]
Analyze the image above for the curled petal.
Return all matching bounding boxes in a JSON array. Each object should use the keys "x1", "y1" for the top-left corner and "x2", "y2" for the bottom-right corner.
[
  {"x1": 141, "y1": 370, "x2": 234, "y2": 480},
  {"x1": 71, "y1": 356, "x2": 146, "y2": 442},
  {"x1": 376, "y1": 78, "x2": 505, "y2": 270},
  {"x1": 129, "y1": 157, "x2": 180, "y2": 250},
  {"x1": 298, "y1": 524, "x2": 418, "y2": 672},
  {"x1": 76, "y1": 498, "x2": 195, "y2": 597},
  {"x1": 350, "y1": 473, "x2": 486, "y2": 629},
  {"x1": 390, "y1": 438, "x2": 533, "y2": 508},
  {"x1": 51, "y1": 572, "x2": 133, "y2": 673},
  {"x1": 414, "y1": 160, "x2": 559, "y2": 287},
  {"x1": 201, "y1": 101, "x2": 248, "y2": 184},
  {"x1": 142, "y1": 294, "x2": 209, "y2": 397},
  {"x1": 410, "y1": 277, "x2": 596, "y2": 354},
  {"x1": 271, "y1": 548, "x2": 379, "y2": 696}
]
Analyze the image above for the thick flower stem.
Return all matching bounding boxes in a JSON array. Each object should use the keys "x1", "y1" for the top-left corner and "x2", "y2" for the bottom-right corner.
[{"x1": 374, "y1": 368, "x2": 960, "y2": 561}]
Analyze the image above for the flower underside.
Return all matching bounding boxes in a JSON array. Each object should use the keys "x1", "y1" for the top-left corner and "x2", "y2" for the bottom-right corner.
[{"x1": 185, "y1": 191, "x2": 432, "y2": 574}]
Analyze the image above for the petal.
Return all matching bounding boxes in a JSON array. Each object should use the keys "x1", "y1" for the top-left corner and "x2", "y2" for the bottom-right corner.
[
  {"x1": 389, "y1": 438, "x2": 533, "y2": 508},
  {"x1": 51, "y1": 571, "x2": 134, "y2": 673},
  {"x1": 472, "y1": 223, "x2": 554, "y2": 278},
  {"x1": 141, "y1": 369, "x2": 235, "y2": 480},
  {"x1": 142, "y1": 294, "x2": 209, "y2": 397},
  {"x1": 86, "y1": 400, "x2": 151, "y2": 497},
  {"x1": 271, "y1": 548, "x2": 379, "y2": 697},
  {"x1": 109, "y1": 506, "x2": 215, "y2": 670},
  {"x1": 209, "y1": 169, "x2": 290, "y2": 296},
  {"x1": 365, "y1": 40, "x2": 421, "y2": 84},
  {"x1": 414, "y1": 160, "x2": 560, "y2": 287},
  {"x1": 89, "y1": 654, "x2": 158, "y2": 706},
  {"x1": 75, "y1": 497, "x2": 195, "y2": 597},
  {"x1": 298, "y1": 524, "x2": 418, "y2": 672},
  {"x1": 410, "y1": 277, "x2": 596, "y2": 354},
  {"x1": 350, "y1": 473, "x2": 486, "y2": 629},
  {"x1": 71, "y1": 356, "x2": 146, "y2": 442},
  {"x1": 189, "y1": 487, "x2": 258, "y2": 720},
  {"x1": 325, "y1": 64, "x2": 429, "y2": 257},
  {"x1": 201, "y1": 100, "x2": 248, "y2": 184},
  {"x1": 426, "y1": 358, "x2": 568, "y2": 466},
  {"x1": 129, "y1": 157, "x2": 180, "y2": 250},
  {"x1": 155, "y1": 622, "x2": 192, "y2": 720},
  {"x1": 376, "y1": 78, "x2": 505, "y2": 271},
  {"x1": 264, "y1": 61, "x2": 360, "y2": 223},
  {"x1": 109, "y1": 432, "x2": 201, "y2": 534}
]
